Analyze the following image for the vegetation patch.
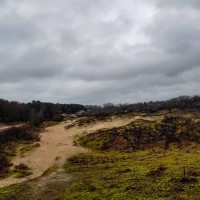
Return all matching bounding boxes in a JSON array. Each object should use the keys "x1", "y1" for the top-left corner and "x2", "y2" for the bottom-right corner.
[
  {"x1": 1, "y1": 110, "x2": 200, "y2": 199},
  {"x1": 62, "y1": 147, "x2": 200, "y2": 199},
  {"x1": 13, "y1": 163, "x2": 33, "y2": 178},
  {"x1": 78, "y1": 115, "x2": 200, "y2": 152},
  {"x1": 0, "y1": 156, "x2": 12, "y2": 177},
  {"x1": 75, "y1": 116, "x2": 112, "y2": 127},
  {"x1": 0, "y1": 125, "x2": 40, "y2": 177},
  {"x1": 18, "y1": 142, "x2": 40, "y2": 157}
]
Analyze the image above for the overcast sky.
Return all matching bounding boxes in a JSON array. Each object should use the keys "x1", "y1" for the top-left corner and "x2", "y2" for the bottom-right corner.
[{"x1": 0, "y1": 0, "x2": 200, "y2": 104}]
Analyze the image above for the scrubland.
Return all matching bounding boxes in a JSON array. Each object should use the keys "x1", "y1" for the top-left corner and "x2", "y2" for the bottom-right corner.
[{"x1": 1, "y1": 110, "x2": 200, "y2": 199}]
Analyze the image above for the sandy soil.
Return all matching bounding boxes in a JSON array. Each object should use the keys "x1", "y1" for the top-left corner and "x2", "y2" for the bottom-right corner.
[
  {"x1": 0, "y1": 121, "x2": 88, "y2": 188},
  {"x1": 0, "y1": 116, "x2": 154, "y2": 188},
  {"x1": 0, "y1": 124, "x2": 24, "y2": 131},
  {"x1": 84, "y1": 116, "x2": 155, "y2": 133}
]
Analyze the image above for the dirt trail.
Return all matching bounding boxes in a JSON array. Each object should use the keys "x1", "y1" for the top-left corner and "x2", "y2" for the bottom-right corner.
[
  {"x1": 0, "y1": 121, "x2": 88, "y2": 188},
  {"x1": 83, "y1": 116, "x2": 155, "y2": 133},
  {"x1": 0, "y1": 116, "x2": 154, "y2": 189},
  {"x1": 0, "y1": 124, "x2": 24, "y2": 131}
]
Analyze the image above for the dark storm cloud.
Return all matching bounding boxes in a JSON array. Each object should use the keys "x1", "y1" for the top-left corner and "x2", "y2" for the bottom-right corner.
[{"x1": 0, "y1": 0, "x2": 199, "y2": 104}]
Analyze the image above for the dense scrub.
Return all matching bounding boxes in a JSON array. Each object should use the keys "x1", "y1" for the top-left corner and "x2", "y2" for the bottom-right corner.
[
  {"x1": 79, "y1": 116, "x2": 200, "y2": 152},
  {"x1": 0, "y1": 155, "x2": 12, "y2": 175},
  {"x1": 0, "y1": 126, "x2": 40, "y2": 144},
  {"x1": 0, "y1": 125, "x2": 40, "y2": 177}
]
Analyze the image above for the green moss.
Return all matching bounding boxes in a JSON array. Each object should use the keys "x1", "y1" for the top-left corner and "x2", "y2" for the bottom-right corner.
[
  {"x1": 1, "y1": 147, "x2": 200, "y2": 199},
  {"x1": 0, "y1": 184, "x2": 34, "y2": 200},
  {"x1": 62, "y1": 144, "x2": 200, "y2": 199}
]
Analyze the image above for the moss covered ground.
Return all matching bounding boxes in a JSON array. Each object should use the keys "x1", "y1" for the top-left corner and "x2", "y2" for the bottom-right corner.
[{"x1": 61, "y1": 144, "x2": 200, "y2": 200}]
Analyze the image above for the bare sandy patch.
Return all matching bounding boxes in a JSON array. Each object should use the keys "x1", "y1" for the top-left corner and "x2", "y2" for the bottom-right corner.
[
  {"x1": 0, "y1": 124, "x2": 24, "y2": 131},
  {"x1": 0, "y1": 115, "x2": 154, "y2": 188},
  {"x1": 0, "y1": 121, "x2": 88, "y2": 188}
]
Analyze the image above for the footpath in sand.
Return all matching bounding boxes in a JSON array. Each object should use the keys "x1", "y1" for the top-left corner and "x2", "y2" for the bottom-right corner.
[
  {"x1": 0, "y1": 124, "x2": 24, "y2": 131},
  {"x1": 0, "y1": 121, "x2": 88, "y2": 188},
  {"x1": 0, "y1": 115, "x2": 154, "y2": 189}
]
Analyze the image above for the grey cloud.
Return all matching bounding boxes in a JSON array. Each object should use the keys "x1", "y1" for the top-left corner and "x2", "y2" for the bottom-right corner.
[
  {"x1": 0, "y1": 0, "x2": 200, "y2": 104},
  {"x1": 0, "y1": 0, "x2": 6, "y2": 6},
  {"x1": 146, "y1": 9, "x2": 200, "y2": 53},
  {"x1": 157, "y1": 0, "x2": 200, "y2": 9},
  {"x1": 0, "y1": 10, "x2": 42, "y2": 46},
  {"x1": 0, "y1": 46, "x2": 65, "y2": 83},
  {"x1": 142, "y1": 6, "x2": 200, "y2": 78}
]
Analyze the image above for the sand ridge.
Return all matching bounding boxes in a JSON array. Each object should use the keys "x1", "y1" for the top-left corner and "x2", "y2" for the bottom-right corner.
[{"x1": 0, "y1": 116, "x2": 154, "y2": 188}]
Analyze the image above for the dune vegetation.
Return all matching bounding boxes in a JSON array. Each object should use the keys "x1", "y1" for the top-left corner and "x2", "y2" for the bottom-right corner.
[
  {"x1": 0, "y1": 109, "x2": 200, "y2": 199},
  {"x1": 61, "y1": 112, "x2": 200, "y2": 200}
]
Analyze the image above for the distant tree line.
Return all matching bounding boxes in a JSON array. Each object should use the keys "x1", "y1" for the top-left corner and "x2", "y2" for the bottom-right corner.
[
  {"x1": 0, "y1": 99, "x2": 86, "y2": 123},
  {"x1": 0, "y1": 99, "x2": 30, "y2": 123},
  {"x1": 1, "y1": 95, "x2": 200, "y2": 123},
  {"x1": 0, "y1": 99, "x2": 86, "y2": 174},
  {"x1": 86, "y1": 95, "x2": 200, "y2": 115}
]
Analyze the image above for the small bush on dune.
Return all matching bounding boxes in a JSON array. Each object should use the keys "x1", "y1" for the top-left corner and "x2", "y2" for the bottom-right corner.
[
  {"x1": 0, "y1": 155, "x2": 12, "y2": 174},
  {"x1": 0, "y1": 126, "x2": 40, "y2": 144},
  {"x1": 14, "y1": 163, "x2": 29, "y2": 171},
  {"x1": 0, "y1": 125, "x2": 40, "y2": 176}
]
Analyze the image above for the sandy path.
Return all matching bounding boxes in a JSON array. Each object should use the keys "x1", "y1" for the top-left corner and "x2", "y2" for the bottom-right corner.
[
  {"x1": 0, "y1": 124, "x2": 24, "y2": 131},
  {"x1": 0, "y1": 121, "x2": 88, "y2": 188},
  {"x1": 82, "y1": 115, "x2": 155, "y2": 133},
  {"x1": 0, "y1": 116, "x2": 154, "y2": 188}
]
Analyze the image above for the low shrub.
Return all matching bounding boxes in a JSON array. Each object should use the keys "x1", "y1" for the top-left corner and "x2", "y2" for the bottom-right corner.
[{"x1": 0, "y1": 155, "x2": 11, "y2": 174}]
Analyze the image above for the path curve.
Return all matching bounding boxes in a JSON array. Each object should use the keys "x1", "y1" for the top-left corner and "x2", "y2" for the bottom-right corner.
[
  {"x1": 0, "y1": 115, "x2": 154, "y2": 188},
  {"x1": 0, "y1": 124, "x2": 24, "y2": 131},
  {"x1": 0, "y1": 121, "x2": 88, "y2": 188}
]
